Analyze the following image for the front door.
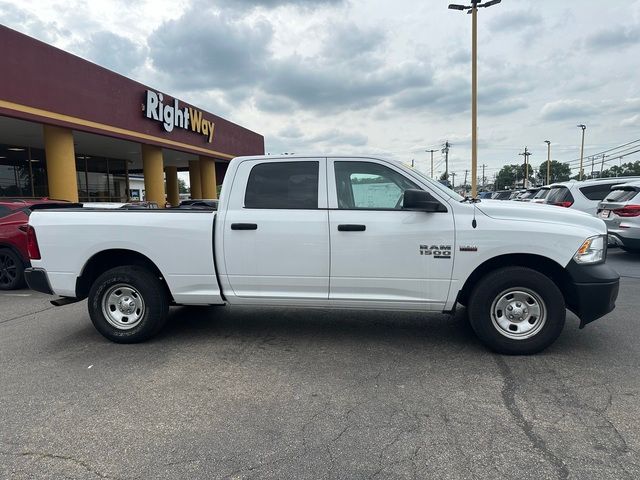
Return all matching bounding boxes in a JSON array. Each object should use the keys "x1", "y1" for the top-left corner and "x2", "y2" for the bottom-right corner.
[{"x1": 328, "y1": 158, "x2": 455, "y2": 308}]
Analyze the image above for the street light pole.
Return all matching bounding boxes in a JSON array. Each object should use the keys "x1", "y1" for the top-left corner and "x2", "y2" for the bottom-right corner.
[
  {"x1": 449, "y1": 0, "x2": 502, "y2": 199},
  {"x1": 578, "y1": 124, "x2": 586, "y2": 181},
  {"x1": 426, "y1": 149, "x2": 436, "y2": 178},
  {"x1": 471, "y1": 3, "x2": 478, "y2": 199},
  {"x1": 544, "y1": 140, "x2": 551, "y2": 184}
]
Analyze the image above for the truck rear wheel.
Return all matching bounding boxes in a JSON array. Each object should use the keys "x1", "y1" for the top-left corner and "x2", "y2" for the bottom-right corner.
[
  {"x1": 88, "y1": 266, "x2": 169, "y2": 343},
  {"x1": 468, "y1": 267, "x2": 566, "y2": 355}
]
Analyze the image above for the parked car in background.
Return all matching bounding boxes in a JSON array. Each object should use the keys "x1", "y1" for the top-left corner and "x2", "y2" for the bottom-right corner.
[
  {"x1": 597, "y1": 180, "x2": 640, "y2": 253},
  {"x1": 491, "y1": 190, "x2": 513, "y2": 200},
  {"x1": 477, "y1": 191, "x2": 493, "y2": 199},
  {"x1": 82, "y1": 201, "x2": 158, "y2": 209},
  {"x1": 177, "y1": 199, "x2": 219, "y2": 210},
  {"x1": 509, "y1": 190, "x2": 525, "y2": 200},
  {"x1": 546, "y1": 177, "x2": 640, "y2": 215},
  {"x1": 515, "y1": 188, "x2": 541, "y2": 202},
  {"x1": 531, "y1": 186, "x2": 551, "y2": 204},
  {"x1": 0, "y1": 199, "x2": 74, "y2": 289}
]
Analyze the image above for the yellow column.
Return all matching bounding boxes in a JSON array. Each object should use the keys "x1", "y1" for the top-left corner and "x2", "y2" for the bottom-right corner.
[
  {"x1": 189, "y1": 160, "x2": 202, "y2": 199},
  {"x1": 43, "y1": 125, "x2": 78, "y2": 202},
  {"x1": 199, "y1": 156, "x2": 217, "y2": 199},
  {"x1": 165, "y1": 166, "x2": 179, "y2": 207},
  {"x1": 142, "y1": 144, "x2": 166, "y2": 208}
]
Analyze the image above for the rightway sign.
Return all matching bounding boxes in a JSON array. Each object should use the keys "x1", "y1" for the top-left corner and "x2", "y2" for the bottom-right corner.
[{"x1": 143, "y1": 90, "x2": 215, "y2": 143}]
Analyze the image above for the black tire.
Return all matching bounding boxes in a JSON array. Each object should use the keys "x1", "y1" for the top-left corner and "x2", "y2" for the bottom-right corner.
[
  {"x1": 88, "y1": 266, "x2": 169, "y2": 343},
  {"x1": 0, "y1": 248, "x2": 25, "y2": 290},
  {"x1": 468, "y1": 267, "x2": 566, "y2": 355}
]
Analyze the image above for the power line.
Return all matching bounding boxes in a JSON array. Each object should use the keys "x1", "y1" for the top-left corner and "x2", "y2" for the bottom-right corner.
[{"x1": 562, "y1": 137, "x2": 640, "y2": 167}]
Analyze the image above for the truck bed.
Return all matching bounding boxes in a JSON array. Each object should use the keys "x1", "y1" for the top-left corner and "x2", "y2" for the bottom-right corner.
[{"x1": 29, "y1": 209, "x2": 223, "y2": 305}]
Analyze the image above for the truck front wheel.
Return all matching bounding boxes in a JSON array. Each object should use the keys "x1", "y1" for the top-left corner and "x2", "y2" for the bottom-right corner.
[
  {"x1": 468, "y1": 267, "x2": 566, "y2": 355},
  {"x1": 88, "y1": 266, "x2": 169, "y2": 343}
]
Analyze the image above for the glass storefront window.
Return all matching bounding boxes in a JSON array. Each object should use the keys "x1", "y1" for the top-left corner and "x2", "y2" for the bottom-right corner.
[
  {"x1": 0, "y1": 143, "x2": 130, "y2": 202},
  {"x1": 76, "y1": 154, "x2": 128, "y2": 203},
  {"x1": 0, "y1": 144, "x2": 48, "y2": 198}
]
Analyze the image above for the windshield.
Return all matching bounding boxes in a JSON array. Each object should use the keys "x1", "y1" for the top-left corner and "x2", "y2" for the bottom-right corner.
[{"x1": 409, "y1": 168, "x2": 465, "y2": 201}]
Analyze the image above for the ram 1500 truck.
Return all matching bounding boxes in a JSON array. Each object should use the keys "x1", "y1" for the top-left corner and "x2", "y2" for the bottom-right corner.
[{"x1": 24, "y1": 156, "x2": 620, "y2": 354}]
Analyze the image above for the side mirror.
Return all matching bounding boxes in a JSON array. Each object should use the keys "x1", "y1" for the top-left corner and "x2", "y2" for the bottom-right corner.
[{"x1": 403, "y1": 189, "x2": 447, "y2": 212}]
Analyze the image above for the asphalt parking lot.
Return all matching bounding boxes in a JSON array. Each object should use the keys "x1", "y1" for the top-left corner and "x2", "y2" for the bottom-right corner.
[{"x1": 1, "y1": 250, "x2": 640, "y2": 479}]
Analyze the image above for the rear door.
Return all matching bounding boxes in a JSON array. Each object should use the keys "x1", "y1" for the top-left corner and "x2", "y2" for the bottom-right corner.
[
  {"x1": 221, "y1": 158, "x2": 330, "y2": 300},
  {"x1": 327, "y1": 158, "x2": 454, "y2": 308}
]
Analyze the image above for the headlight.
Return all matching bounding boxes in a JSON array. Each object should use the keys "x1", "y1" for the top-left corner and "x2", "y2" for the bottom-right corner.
[{"x1": 574, "y1": 235, "x2": 606, "y2": 264}]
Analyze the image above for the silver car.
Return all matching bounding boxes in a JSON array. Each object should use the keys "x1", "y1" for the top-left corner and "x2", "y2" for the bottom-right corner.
[{"x1": 597, "y1": 180, "x2": 640, "y2": 253}]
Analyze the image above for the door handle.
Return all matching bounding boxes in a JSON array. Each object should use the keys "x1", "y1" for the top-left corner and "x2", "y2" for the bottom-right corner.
[
  {"x1": 231, "y1": 223, "x2": 258, "y2": 230},
  {"x1": 338, "y1": 224, "x2": 366, "y2": 232}
]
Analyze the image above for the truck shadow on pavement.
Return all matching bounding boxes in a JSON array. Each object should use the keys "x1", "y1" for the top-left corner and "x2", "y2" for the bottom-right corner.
[
  {"x1": 157, "y1": 305, "x2": 483, "y2": 350},
  {"x1": 151, "y1": 304, "x2": 598, "y2": 356}
]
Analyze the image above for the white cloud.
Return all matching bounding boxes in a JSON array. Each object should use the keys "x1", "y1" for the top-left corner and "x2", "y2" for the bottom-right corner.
[{"x1": 0, "y1": 0, "x2": 639, "y2": 177}]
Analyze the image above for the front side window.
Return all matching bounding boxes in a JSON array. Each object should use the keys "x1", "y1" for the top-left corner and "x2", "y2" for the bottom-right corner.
[
  {"x1": 334, "y1": 161, "x2": 418, "y2": 209},
  {"x1": 244, "y1": 161, "x2": 319, "y2": 209}
]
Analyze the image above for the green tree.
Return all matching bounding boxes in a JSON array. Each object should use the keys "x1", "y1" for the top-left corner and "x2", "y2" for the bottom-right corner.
[
  {"x1": 538, "y1": 161, "x2": 571, "y2": 184},
  {"x1": 600, "y1": 161, "x2": 640, "y2": 178},
  {"x1": 178, "y1": 178, "x2": 189, "y2": 194},
  {"x1": 495, "y1": 164, "x2": 519, "y2": 190}
]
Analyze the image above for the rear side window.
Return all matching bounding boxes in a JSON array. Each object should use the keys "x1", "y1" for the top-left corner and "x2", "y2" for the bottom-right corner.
[
  {"x1": 547, "y1": 187, "x2": 574, "y2": 204},
  {"x1": 244, "y1": 161, "x2": 319, "y2": 209},
  {"x1": 579, "y1": 184, "x2": 618, "y2": 201},
  {"x1": 605, "y1": 189, "x2": 639, "y2": 203},
  {"x1": 533, "y1": 189, "x2": 549, "y2": 199}
]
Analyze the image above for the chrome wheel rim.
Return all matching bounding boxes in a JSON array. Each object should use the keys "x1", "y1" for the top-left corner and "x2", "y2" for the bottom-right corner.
[
  {"x1": 490, "y1": 288, "x2": 546, "y2": 340},
  {"x1": 0, "y1": 253, "x2": 18, "y2": 287},
  {"x1": 102, "y1": 284, "x2": 145, "y2": 330}
]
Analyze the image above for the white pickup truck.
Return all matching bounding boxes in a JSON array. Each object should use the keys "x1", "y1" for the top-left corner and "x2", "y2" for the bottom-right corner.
[{"x1": 25, "y1": 155, "x2": 619, "y2": 354}]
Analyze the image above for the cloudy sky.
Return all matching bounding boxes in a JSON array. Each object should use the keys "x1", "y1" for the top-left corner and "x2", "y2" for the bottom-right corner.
[{"x1": 2, "y1": 0, "x2": 640, "y2": 183}]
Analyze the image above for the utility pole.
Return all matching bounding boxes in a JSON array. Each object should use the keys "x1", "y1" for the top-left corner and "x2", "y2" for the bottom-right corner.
[
  {"x1": 448, "y1": 0, "x2": 502, "y2": 198},
  {"x1": 519, "y1": 147, "x2": 532, "y2": 189},
  {"x1": 426, "y1": 149, "x2": 437, "y2": 178},
  {"x1": 450, "y1": 172, "x2": 456, "y2": 188},
  {"x1": 590, "y1": 156, "x2": 595, "y2": 178},
  {"x1": 578, "y1": 124, "x2": 587, "y2": 181},
  {"x1": 544, "y1": 140, "x2": 551, "y2": 184},
  {"x1": 481, "y1": 164, "x2": 486, "y2": 189},
  {"x1": 600, "y1": 154, "x2": 605, "y2": 176},
  {"x1": 442, "y1": 141, "x2": 450, "y2": 181},
  {"x1": 464, "y1": 170, "x2": 468, "y2": 195},
  {"x1": 411, "y1": 159, "x2": 415, "y2": 168}
]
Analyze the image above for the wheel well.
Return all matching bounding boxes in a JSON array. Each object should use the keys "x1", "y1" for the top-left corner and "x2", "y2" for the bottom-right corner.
[
  {"x1": 76, "y1": 249, "x2": 171, "y2": 300},
  {"x1": 0, "y1": 243, "x2": 28, "y2": 267},
  {"x1": 457, "y1": 254, "x2": 572, "y2": 307}
]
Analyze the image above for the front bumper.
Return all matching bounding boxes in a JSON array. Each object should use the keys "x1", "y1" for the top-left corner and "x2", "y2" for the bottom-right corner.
[
  {"x1": 608, "y1": 232, "x2": 640, "y2": 250},
  {"x1": 24, "y1": 268, "x2": 54, "y2": 295},
  {"x1": 565, "y1": 260, "x2": 619, "y2": 328}
]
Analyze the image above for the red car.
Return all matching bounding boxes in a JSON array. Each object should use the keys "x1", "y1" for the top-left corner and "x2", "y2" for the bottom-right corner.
[{"x1": 0, "y1": 199, "x2": 73, "y2": 290}]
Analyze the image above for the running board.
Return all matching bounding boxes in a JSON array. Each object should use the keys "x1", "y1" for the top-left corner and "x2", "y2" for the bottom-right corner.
[{"x1": 50, "y1": 297, "x2": 82, "y2": 307}]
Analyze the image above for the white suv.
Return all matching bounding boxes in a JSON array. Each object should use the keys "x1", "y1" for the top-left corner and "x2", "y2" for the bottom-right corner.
[
  {"x1": 597, "y1": 180, "x2": 640, "y2": 253},
  {"x1": 546, "y1": 177, "x2": 640, "y2": 215}
]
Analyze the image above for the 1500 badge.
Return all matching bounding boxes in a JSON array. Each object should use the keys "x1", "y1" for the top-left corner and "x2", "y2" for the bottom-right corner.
[{"x1": 420, "y1": 245, "x2": 452, "y2": 259}]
